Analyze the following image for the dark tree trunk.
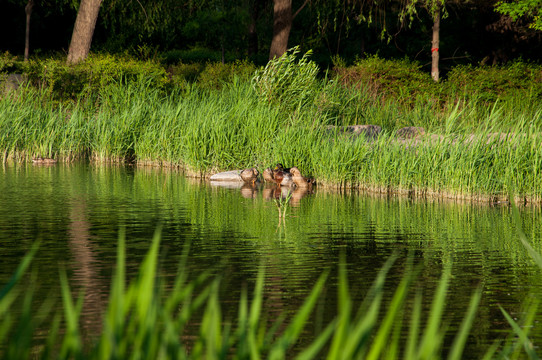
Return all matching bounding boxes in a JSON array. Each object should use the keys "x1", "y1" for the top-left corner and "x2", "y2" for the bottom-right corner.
[
  {"x1": 24, "y1": 0, "x2": 34, "y2": 61},
  {"x1": 67, "y1": 0, "x2": 103, "y2": 64},
  {"x1": 248, "y1": 0, "x2": 263, "y2": 56},
  {"x1": 431, "y1": 7, "x2": 440, "y2": 82},
  {"x1": 269, "y1": 0, "x2": 292, "y2": 60},
  {"x1": 268, "y1": 0, "x2": 309, "y2": 60}
]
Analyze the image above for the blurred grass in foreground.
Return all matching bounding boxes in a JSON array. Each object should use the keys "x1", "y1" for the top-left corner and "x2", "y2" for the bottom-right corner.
[{"x1": 1, "y1": 226, "x2": 539, "y2": 359}]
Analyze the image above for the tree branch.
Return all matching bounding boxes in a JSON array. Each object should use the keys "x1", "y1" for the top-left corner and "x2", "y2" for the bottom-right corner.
[{"x1": 293, "y1": 0, "x2": 310, "y2": 20}]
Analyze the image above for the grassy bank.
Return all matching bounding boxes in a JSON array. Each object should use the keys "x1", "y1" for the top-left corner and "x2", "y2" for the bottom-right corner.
[
  {"x1": 1, "y1": 228, "x2": 539, "y2": 359},
  {"x1": 1, "y1": 51, "x2": 542, "y2": 202}
]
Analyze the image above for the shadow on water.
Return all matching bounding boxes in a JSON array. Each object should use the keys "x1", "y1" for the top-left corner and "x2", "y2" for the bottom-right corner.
[{"x1": 1, "y1": 163, "x2": 542, "y2": 357}]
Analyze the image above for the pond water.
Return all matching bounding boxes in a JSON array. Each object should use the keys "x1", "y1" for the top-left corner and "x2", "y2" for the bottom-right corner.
[{"x1": 1, "y1": 163, "x2": 542, "y2": 357}]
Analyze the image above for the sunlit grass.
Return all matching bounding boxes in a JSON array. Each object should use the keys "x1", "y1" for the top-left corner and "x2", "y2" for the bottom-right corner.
[{"x1": 1, "y1": 76, "x2": 542, "y2": 201}]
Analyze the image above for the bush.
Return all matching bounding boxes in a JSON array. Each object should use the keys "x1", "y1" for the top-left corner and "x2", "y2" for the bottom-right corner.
[
  {"x1": 445, "y1": 61, "x2": 542, "y2": 102},
  {"x1": 168, "y1": 60, "x2": 256, "y2": 90},
  {"x1": 22, "y1": 54, "x2": 170, "y2": 99},
  {"x1": 334, "y1": 55, "x2": 437, "y2": 104},
  {"x1": 334, "y1": 56, "x2": 542, "y2": 110},
  {"x1": 168, "y1": 62, "x2": 206, "y2": 84},
  {"x1": 252, "y1": 46, "x2": 320, "y2": 110},
  {"x1": 0, "y1": 52, "x2": 21, "y2": 73},
  {"x1": 161, "y1": 47, "x2": 225, "y2": 65},
  {"x1": 198, "y1": 60, "x2": 256, "y2": 89}
]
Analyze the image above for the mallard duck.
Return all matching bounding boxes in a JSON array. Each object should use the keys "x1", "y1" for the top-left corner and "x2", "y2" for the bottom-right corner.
[
  {"x1": 240, "y1": 168, "x2": 259, "y2": 185},
  {"x1": 274, "y1": 163, "x2": 291, "y2": 173},
  {"x1": 263, "y1": 168, "x2": 275, "y2": 182},
  {"x1": 263, "y1": 164, "x2": 293, "y2": 186},
  {"x1": 290, "y1": 167, "x2": 315, "y2": 189},
  {"x1": 271, "y1": 164, "x2": 294, "y2": 187},
  {"x1": 274, "y1": 170, "x2": 294, "y2": 187}
]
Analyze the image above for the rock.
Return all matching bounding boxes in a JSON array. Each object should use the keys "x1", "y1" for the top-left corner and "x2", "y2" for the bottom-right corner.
[
  {"x1": 345, "y1": 125, "x2": 382, "y2": 140},
  {"x1": 326, "y1": 124, "x2": 382, "y2": 141},
  {"x1": 396, "y1": 127, "x2": 426, "y2": 139},
  {"x1": 210, "y1": 170, "x2": 243, "y2": 182},
  {"x1": 3, "y1": 74, "x2": 25, "y2": 93},
  {"x1": 210, "y1": 180, "x2": 244, "y2": 189}
]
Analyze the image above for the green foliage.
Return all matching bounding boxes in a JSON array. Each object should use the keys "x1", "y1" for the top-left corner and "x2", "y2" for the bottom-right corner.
[
  {"x1": 335, "y1": 56, "x2": 542, "y2": 108},
  {"x1": 168, "y1": 62, "x2": 206, "y2": 84},
  {"x1": 197, "y1": 60, "x2": 257, "y2": 90},
  {"x1": 252, "y1": 46, "x2": 320, "y2": 111},
  {"x1": 496, "y1": 0, "x2": 542, "y2": 30},
  {"x1": 168, "y1": 60, "x2": 256, "y2": 90},
  {"x1": 0, "y1": 52, "x2": 20, "y2": 73},
  {"x1": 399, "y1": 0, "x2": 446, "y2": 25},
  {"x1": 22, "y1": 54, "x2": 170, "y2": 99},
  {"x1": 335, "y1": 55, "x2": 437, "y2": 105},
  {"x1": 2, "y1": 70, "x2": 542, "y2": 200},
  {"x1": 3, "y1": 55, "x2": 542, "y2": 200},
  {"x1": 161, "y1": 47, "x2": 224, "y2": 65},
  {"x1": 181, "y1": 6, "x2": 249, "y2": 56},
  {"x1": 446, "y1": 61, "x2": 542, "y2": 102}
]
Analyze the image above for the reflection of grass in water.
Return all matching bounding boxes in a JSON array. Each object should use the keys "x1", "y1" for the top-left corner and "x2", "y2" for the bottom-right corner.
[
  {"x1": 2, "y1": 228, "x2": 541, "y2": 358},
  {"x1": 4, "y1": 164, "x2": 541, "y2": 280},
  {"x1": 274, "y1": 190, "x2": 293, "y2": 222}
]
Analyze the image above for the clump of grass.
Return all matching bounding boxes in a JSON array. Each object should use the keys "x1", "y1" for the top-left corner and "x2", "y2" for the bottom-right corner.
[
  {"x1": 252, "y1": 46, "x2": 319, "y2": 111},
  {"x1": 274, "y1": 190, "x2": 293, "y2": 224}
]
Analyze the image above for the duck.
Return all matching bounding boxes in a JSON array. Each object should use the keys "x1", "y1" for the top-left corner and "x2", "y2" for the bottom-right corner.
[
  {"x1": 240, "y1": 168, "x2": 259, "y2": 185},
  {"x1": 272, "y1": 164, "x2": 294, "y2": 187},
  {"x1": 263, "y1": 164, "x2": 293, "y2": 186},
  {"x1": 289, "y1": 167, "x2": 315, "y2": 189},
  {"x1": 274, "y1": 163, "x2": 291, "y2": 173},
  {"x1": 263, "y1": 167, "x2": 275, "y2": 182}
]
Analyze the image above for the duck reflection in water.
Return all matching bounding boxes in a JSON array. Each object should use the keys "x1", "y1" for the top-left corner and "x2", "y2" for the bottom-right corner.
[
  {"x1": 212, "y1": 165, "x2": 314, "y2": 203},
  {"x1": 240, "y1": 182, "x2": 258, "y2": 199},
  {"x1": 262, "y1": 184, "x2": 312, "y2": 206}
]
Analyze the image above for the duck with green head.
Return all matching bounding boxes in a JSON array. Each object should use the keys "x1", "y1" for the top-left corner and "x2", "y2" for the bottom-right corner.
[{"x1": 263, "y1": 163, "x2": 293, "y2": 186}]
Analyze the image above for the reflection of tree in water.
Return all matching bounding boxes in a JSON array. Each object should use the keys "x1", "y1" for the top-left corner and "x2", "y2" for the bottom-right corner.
[{"x1": 68, "y1": 198, "x2": 108, "y2": 343}]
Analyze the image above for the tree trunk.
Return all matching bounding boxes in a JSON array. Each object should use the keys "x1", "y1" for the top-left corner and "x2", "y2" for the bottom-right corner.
[
  {"x1": 24, "y1": 0, "x2": 34, "y2": 61},
  {"x1": 269, "y1": 0, "x2": 292, "y2": 60},
  {"x1": 431, "y1": 7, "x2": 440, "y2": 82},
  {"x1": 67, "y1": 0, "x2": 103, "y2": 64},
  {"x1": 248, "y1": 0, "x2": 262, "y2": 56}
]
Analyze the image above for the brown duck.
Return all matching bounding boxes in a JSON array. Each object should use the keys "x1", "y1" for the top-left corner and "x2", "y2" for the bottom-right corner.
[
  {"x1": 263, "y1": 168, "x2": 275, "y2": 182},
  {"x1": 273, "y1": 164, "x2": 294, "y2": 186},
  {"x1": 289, "y1": 167, "x2": 315, "y2": 189},
  {"x1": 274, "y1": 163, "x2": 291, "y2": 173},
  {"x1": 240, "y1": 168, "x2": 259, "y2": 185}
]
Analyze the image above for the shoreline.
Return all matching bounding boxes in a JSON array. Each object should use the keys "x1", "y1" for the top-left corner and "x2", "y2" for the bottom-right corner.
[{"x1": 7, "y1": 154, "x2": 538, "y2": 206}]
